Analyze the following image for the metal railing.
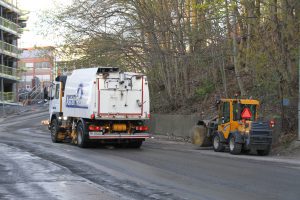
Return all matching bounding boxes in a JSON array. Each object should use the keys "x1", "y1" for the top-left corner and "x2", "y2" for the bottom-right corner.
[
  {"x1": 0, "y1": 92, "x2": 14, "y2": 102},
  {"x1": 0, "y1": 40, "x2": 20, "y2": 57},
  {"x1": 30, "y1": 85, "x2": 44, "y2": 104},
  {"x1": 0, "y1": 16, "x2": 19, "y2": 33},
  {"x1": 18, "y1": 85, "x2": 44, "y2": 106}
]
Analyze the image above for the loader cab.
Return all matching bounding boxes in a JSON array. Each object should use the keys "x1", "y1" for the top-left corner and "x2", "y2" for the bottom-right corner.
[
  {"x1": 232, "y1": 102, "x2": 258, "y2": 121},
  {"x1": 217, "y1": 99, "x2": 260, "y2": 140},
  {"x1": 217, "y1": 99, "x2": 259, "y2": 122}
]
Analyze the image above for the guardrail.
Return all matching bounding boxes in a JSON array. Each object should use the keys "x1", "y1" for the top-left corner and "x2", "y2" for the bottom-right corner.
[
  {"x1": 0, "y1": 40, "x2": 20, "y2": 57},
  {"x1": 0, "y1": 16, "x2": 19, "y2": 33},
  {"x1": 0, "y1": 92, "x2": 14, "y2": 102}
]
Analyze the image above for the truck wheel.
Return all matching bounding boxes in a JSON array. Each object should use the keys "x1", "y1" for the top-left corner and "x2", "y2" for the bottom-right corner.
[
  {"x1": 257, "y1": 146, "x2": 271, "y2": 156},
  {"x1": 213, "y1": 134, "x2": 225, "y2": 152},
  {"x1": 77, "y1": 122, "x2": 88, "y2": 148},
  {"x1": 191, "y1": 125, "x2": 212, "y2": 147},
  {"x1": 50, "y1": 118, "x2": 61, "y2": 143},
  {"x1": 229, "y1": 135, "x2": 242, "y2": 155}
]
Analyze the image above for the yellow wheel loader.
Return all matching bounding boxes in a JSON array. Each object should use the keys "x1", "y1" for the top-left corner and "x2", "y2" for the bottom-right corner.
[{"x1": 192, "y1": 99, "x2": 274, "y2": 155}]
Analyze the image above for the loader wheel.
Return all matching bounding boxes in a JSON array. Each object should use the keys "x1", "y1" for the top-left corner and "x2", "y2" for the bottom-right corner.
[
  {"x1": 50, "y1": 118, "x2": 62, "y2": 143},
  {"x1": 191, "y1": 125, "x2": 212, "y2": 147},
  {"x1": 213, "y1": 134, "x2": 225, "y2": 152},
  {"x1": 257, "y1": 146, "x2": 271, "y2": 156},
  {"x1": 229, "y1": 135, "x2": 242, "y2": 155},
  {"x1": 77, "y1": 122, "x2": 88, "y2": 148}
]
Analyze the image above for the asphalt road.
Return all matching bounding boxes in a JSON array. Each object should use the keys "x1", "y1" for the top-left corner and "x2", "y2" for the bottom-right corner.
[{"x1": 0, "y1": 110, "x2": 300, "y2": 200}]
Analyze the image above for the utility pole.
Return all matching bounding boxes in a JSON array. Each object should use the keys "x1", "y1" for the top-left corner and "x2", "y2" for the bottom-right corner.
[
  {"x1": 298, "y1": 44, "x2": 300, "y2": 140},
  {"x1": 1, "y1": 78, "x2": 4, "y2": 116}
]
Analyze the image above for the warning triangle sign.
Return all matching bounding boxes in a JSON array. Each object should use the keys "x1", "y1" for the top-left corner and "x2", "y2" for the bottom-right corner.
[{"x1": 241, "y1": 108, "x2": 252, "y2": 119}]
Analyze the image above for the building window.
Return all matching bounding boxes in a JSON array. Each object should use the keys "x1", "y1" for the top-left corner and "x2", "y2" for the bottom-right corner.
[
  {"x1": 25, "y1": 63, "x2": 34, "y2": 68},
  {"x1": 35, "y1": 62, "x2": 50, "y2": 69}
]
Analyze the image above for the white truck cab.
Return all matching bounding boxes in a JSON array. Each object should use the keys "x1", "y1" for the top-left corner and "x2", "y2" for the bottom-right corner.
[
  {"x1": 49, "y1": 81, "x2": 61, "y2": 117},
  {"x1": 47, "y1": 67, "x2": 150, "y2": 148}
]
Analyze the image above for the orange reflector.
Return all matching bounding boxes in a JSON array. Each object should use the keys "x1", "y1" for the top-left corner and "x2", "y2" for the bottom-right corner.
[
  {"x1": 112, "y1": 124, "x2": 127, "y2": 132},
  {"x1": 241, "y1": 108, "x2": 252, "y2": 119}
]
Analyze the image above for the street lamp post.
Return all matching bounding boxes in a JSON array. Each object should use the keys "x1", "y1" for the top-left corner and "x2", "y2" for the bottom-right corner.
[
  {"x1": 1, "y1": 78, "x2": 4, "y2": 116},
  {"x1": 298, "y1": 45, "x2": 300, "y2": 140}
]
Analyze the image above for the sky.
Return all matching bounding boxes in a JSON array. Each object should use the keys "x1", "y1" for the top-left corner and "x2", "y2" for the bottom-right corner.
[{"x1": 18, "y1": 0, "x2": 72, "y2": 48}]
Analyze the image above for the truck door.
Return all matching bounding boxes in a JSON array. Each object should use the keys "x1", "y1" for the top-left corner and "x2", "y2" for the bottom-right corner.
[
  {"x1": 218, "y1": 101, "x2": 231, "y2": 139},
  {"x1": 50, "y1": 82, "x2": 61, "y2": 114}
]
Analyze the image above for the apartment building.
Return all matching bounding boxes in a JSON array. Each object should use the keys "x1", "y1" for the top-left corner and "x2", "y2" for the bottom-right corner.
[
  {"x1": 0, "y1": 0, "x2": 26, "y2": 103},
  {"x1": 19, "y1": 46, "x2": 54, "y2": 91}
]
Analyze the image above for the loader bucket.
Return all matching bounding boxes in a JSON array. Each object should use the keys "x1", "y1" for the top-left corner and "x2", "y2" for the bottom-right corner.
[{"x1": 191, "y1": 125, "x2": 212, "y2": 147}]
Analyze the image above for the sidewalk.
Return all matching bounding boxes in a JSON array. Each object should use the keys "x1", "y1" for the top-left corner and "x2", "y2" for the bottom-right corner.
[
  {"x1": 0, "y1": 104, "x2": 22, "y2": 117},
  {"x1": 0, "y1": 104, "x2": 48, "y2": 123},
  {"x1": 0, "y1": 143, "x2": 120, "y2": 200}
]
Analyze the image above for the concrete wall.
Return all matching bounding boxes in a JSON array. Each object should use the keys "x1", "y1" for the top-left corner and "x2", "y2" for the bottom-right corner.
[{"x1": 147, "y1": 114, "x2": 203, "y2": 138}]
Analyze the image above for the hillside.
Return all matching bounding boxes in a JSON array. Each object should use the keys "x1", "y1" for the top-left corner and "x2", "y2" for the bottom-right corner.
[{"x1": 41, "y1": 0, "x2": 299, "y2": 136}]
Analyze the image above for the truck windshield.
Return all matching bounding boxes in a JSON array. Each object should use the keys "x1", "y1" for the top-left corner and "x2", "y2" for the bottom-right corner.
[{"x1": 233, "y1": 103, "x2": 257, "y2": 121}]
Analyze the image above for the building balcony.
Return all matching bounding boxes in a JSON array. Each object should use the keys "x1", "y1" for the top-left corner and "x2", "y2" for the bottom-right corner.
[
  {"x1": 0, "y1": 0, "x2": 21, "y2": 14},
  {"x1": 3, "y1": 0, "x2": 17, "y2": 7},
  {"x1": 0, "y1": 92, "x2": 14, "y2": 102},
  {"x1": 0, "y1": 16, "x2": 20, "y2": 36},
  {"x1": 0, "y1": 40, "x2": 20, "y2": 58},
  {"x1": 0, "y1": 64, "x2": 20, "y2": 81}
]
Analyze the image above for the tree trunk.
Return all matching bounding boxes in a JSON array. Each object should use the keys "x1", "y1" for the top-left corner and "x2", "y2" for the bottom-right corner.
[{"x1": 232, "y1": 8, "x2": 246, "y2": 97}]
